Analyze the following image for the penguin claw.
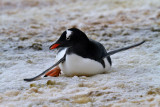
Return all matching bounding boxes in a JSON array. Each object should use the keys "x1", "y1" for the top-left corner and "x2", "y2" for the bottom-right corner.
[{"x1": 44, "y1": 66, "x2": 61, "y2": 77}]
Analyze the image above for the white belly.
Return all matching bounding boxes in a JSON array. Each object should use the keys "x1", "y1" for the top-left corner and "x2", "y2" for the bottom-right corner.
[{"x1": 55, "y1": 48, "x2": 111, "y2": 76}]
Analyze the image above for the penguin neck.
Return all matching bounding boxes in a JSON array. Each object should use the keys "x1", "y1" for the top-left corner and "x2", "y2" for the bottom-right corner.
[
  {"x1": 74, "y1": 34, "x2": 89, "y2": 47},
  {"x1": 79, "y1": 34, "x2": 89, "y2": 43},
  {"x1": 67, "y1": 34, "x2": 90, "y2": 56},
  {"x1": 67, "y1": 39, "x2": 90, "y2": 57}
]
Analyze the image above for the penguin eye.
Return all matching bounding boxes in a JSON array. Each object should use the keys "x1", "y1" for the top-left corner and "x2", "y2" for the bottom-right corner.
[
  {"x1": 66, "y1": 36, "x2": 71, "y2": 40},
  {"x1": 66, "y1": 30, "x2": 72, "y2": 41}
]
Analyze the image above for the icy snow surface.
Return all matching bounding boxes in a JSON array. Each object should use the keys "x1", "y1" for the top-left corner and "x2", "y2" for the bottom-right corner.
[{"x1": 0, "y1": 0, "x2": 160, "y2": 106}]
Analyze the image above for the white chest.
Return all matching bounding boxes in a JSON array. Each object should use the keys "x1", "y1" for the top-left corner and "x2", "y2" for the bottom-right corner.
[{"x1": 55, "y1": 48, "x2": 111, "y2": 76}]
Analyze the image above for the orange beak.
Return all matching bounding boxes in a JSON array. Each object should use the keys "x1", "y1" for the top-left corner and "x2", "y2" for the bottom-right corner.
[{"x1": 49, "y1": 44, "x2": 60, "y2": 50}]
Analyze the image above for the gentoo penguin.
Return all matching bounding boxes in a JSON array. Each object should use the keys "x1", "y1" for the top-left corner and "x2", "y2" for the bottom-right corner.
[{"x1": 24, "y1": 28, "x2": 145, "y2": 82}]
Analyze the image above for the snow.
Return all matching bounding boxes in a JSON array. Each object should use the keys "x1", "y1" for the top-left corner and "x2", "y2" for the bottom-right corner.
[{"x1": 0, "y1": 0, "x2": 160, "y2": 106}]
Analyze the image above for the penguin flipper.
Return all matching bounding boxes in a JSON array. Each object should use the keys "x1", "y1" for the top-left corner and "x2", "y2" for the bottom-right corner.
[
  {"x1": 105, "y1": 41, "x2": 145, "y2": 57},
  {"x1": 24, "y1": 54, "x2": 66, "y2": 82}
]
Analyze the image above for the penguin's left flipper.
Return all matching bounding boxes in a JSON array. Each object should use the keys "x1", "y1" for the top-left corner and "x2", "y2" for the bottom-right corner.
[
  {"x1": 24, "y1": 54, "x2": 66, "y2": 82},
  {"x1": 44, "y1": 66, "x2": 61, "y2": 77}
]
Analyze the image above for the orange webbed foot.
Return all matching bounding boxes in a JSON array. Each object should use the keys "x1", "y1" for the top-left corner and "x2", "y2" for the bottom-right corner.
[{"x1": 44, "y1": 66, "x2": 61, "y2": 77}]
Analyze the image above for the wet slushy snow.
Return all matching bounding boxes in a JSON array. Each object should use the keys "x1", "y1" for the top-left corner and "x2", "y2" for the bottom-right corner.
[{"x1": 0, "y1": 0, "x2": 160, "y2": 106}]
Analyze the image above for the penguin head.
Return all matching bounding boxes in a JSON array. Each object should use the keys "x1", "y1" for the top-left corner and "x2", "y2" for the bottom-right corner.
[{"x1": 49, "y1": 28, "x2": 89, "y2": 50}]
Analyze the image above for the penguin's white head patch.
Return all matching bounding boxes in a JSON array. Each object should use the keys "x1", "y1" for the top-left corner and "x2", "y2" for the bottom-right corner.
[{"x1": 66, "y1": 30, "x2": 72, "y2": 40}]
